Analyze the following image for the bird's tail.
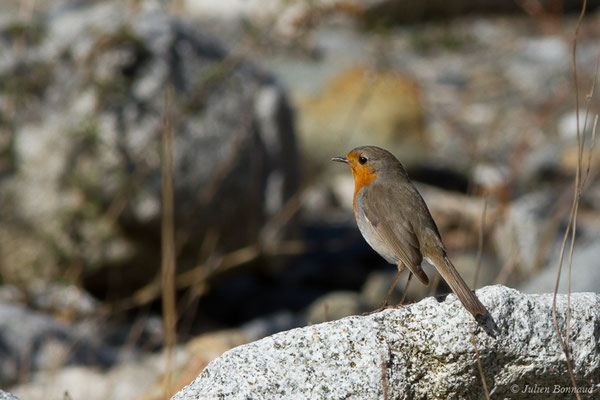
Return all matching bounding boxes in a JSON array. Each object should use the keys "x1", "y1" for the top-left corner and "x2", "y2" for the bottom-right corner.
[
  {"x1": 435, "y1": 255, "x2": 486, "y2": 316},
  {"x1": 430, "y1": 255, "x2": 499, "y2": 336}
]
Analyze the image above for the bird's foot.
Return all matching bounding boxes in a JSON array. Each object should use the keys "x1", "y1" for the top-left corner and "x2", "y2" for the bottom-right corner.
[{"x1": 363, "y1": 303, "x2": 395, "y2": 315}]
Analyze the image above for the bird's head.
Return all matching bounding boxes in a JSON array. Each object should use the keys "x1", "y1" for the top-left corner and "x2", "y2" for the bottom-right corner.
[{"x1": 332, "y1": 145, "x2": 406, "y2": 190}]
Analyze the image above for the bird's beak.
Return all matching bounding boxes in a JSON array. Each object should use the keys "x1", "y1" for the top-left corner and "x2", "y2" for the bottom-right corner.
[{"x1": 331, "y1": 156, "x2": 351, "y2": 164}]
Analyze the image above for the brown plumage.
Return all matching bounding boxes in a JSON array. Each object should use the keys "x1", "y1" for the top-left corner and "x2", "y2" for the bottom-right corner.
[{"x1": 333, "y1": 145, "x2": 497, "y2": 335}]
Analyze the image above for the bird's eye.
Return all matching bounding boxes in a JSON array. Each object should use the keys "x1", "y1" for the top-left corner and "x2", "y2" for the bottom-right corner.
[{"x1": 358, "y1": 156, "x2": 368, "y2": 165}]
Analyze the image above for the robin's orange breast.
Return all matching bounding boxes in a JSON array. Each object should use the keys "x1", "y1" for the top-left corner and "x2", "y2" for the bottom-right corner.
[{"x1": 349, "y1": 163, "x2": 377, "y2": 215}]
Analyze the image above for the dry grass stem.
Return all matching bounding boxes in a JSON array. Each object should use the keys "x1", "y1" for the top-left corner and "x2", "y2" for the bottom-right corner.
[
  {"x1": 118, "y1": 239, "x2": 307, "y2": 310},
  {"x1": 551, "y1": 2, "x2": 592, "y2": 398},
  {"x1": 381, "y1": 357, "x2": 389, "y2": 400},
  {"x1": 473, "y1": 193, "x2": 488, "y2": 288},
  {"x1": 161, "y1": 87, "x2": 177, "y2": 398},
  {"x1": 471, "y1": 336, "x2": 490, "y2": 400}
]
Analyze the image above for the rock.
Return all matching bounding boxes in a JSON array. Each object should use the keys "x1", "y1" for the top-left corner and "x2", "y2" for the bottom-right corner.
[
  {"x1": 0, "y1": 285, "x2": 26, "y2": 303},
  {"x1": 8, "y1": 327, "x2": 231, "y2": 400},
  {"x1": 183, "y1": 0, "x2": 357, "y2": 42},
  {"x1": 520, "y1": 239, "x2": 600, "y2": 295},
  {"x1": 416, "y1": 184, "x2": 500, "y2": 230},
  {"x1": 26, "y1": 281, "x2": 101, "y2": 320},
  {"x1": 182, "y1": 0, "x2": 282, "y2": 22},
  {"x1": 297, "y1": 66, "x2": 426, "y2": 168},
  {"x1": 168, "y1": 312, "x2": 305, "y2": 397},
  {"x1": 300, "y1": 183, "x2": 343, "y2": 222},
  {"x1": 471, "y1": 162, "x2": 510, "y2": 198},
  {"x1": 519, "y1": 142, "x2": 565, "y2": 185},
  {"x1": 0, "y1": 289, "x2": 165, "y2": 388},
  {"x1": 586, "y1": 180, "x2": 600, "y2": 210},
  {"x1": 0, "y1": 391, "x2": 20, "y2": 400},
  {"x1": 519, "y1": 36, "x2": 568, "y2": 65},
  {"x1": 558, "y1": 110, "x2": 586, "y2": 140},
  {"x1": 0, "y1": 1, "x2": 299, "y2": 295},
  {"x1": 329, "y1": 174, "x2": 355, "y2": 212},
  {"x1": 0, "y1": 301, "x2": 118, "y2": 386},
  {"x1": 172, "y1": 285, "x2": 600, "y2": 399},
  {"x1": 493, "y1": 191, "x2": 558, "y2": 277},
  {"x1": 561, "y1": 144, "x2": 600, "y2": 175},
  {"x1": 9, "y1": 352, "x2": 183, "y2": 400}
]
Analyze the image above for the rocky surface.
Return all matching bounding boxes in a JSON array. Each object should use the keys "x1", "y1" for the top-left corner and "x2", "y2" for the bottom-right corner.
[
  {"x1": 520, "y1": 240, "x2": 600, "y2": 295},
  {"x1": 0, "y1": 391, "x2": 20, "y2": 400},
  {"x1": 173, "y1": 285, "x2": 600, "y2": 399},
  {"x1": 296, "y1": 66, "x2": 426, "y2": 167},
  {"x1": 0, "y1": 301, "x2": 113, "y2": 386},
  {"x1": 0, "y1": 298, "x2": 163, "y2": 387},
  {"x1": 10, "y1": 352, "x2": 183, "y2": 400}
]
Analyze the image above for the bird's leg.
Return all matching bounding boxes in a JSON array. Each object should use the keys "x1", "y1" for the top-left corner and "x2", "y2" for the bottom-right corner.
[
  {"x1": 366, "y1": 263, "x2": 408, "y2": 314},
  {"x1": 398, "y1": 272, "x2": 413, "y2": 305},
  {"x1": 379, "y1": 270, "x2": 401, "y2": 309},
  {"x1": 363, "y1": 270, "x2": 400, "y2": 315}
]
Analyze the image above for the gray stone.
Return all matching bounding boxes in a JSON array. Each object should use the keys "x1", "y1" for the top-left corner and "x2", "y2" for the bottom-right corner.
[
  {"x1": 493, "y1": 191, "x2": 558, "y2": 276},
  {"x1": 0, "y1": 1, "x2": 299, "y2": 291},
  {"x1": 9, "y1": 352, "x2": 180, "y2": 400},
  {"x1": 173, "y1": 285, "x2": 600, "y2": 399},
  {"x1": 26, "y1": 281, "x2": 100, "y2": 318},
  {"x1": 0, "y1": 391, "x2": 21, "y2": 400},
  {"x1": 520, "y1": 239, "x2": 600, "y2": 295},
  {"x1": 0, "y1": 301, "x2": 118, "y2": 386}
]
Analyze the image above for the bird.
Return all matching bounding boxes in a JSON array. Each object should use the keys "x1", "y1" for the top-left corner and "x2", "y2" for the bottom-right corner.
[{"x1": 332, "y1": 145, "x2": 498, "y2": 335}]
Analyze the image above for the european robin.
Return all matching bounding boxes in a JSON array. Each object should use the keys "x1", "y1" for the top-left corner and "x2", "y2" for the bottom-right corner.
[{"x1": 333, "y1": 145, "x2": 497, "y2": 334}]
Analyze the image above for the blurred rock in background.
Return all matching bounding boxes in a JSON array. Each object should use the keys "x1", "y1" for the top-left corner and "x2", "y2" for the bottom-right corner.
[{"x1": 0, "y1": 1, "x2": 299, "y2": 299}]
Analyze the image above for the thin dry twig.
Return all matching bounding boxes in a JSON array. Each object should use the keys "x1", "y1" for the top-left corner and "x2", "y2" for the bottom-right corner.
[
  {"x1": 161, "y1": 87, "x2": 177, "y2": 398},
  {"x1": 471, "y1": 336, "x2": 490, "y2": 400},
  {"x1": 551, "y1": 3, "x2": 590, "y2": 399},
  {"x1": 564, "y1": 47, "x2": 599, "y2": 351},
  {"x1": 260, "y1": 187, "x2": 307, "y2": 247},
  {"x1": 473, "y1": 193, "x2": 488, "y2": 288},
  {"x1": 381, "y1": 356, "x2": 389, "y2": 400},
  {"x1": 117, "y1": 239, "x2": 307, "y2": 310},
  {"x1": 587, "y1": 114, "x2": 599, "y2": 182}
]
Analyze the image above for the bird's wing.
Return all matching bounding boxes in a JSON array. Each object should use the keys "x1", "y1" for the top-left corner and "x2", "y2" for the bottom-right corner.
[{"x1": 361, "y1": 184, "x2": 429, "y2": 285}]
